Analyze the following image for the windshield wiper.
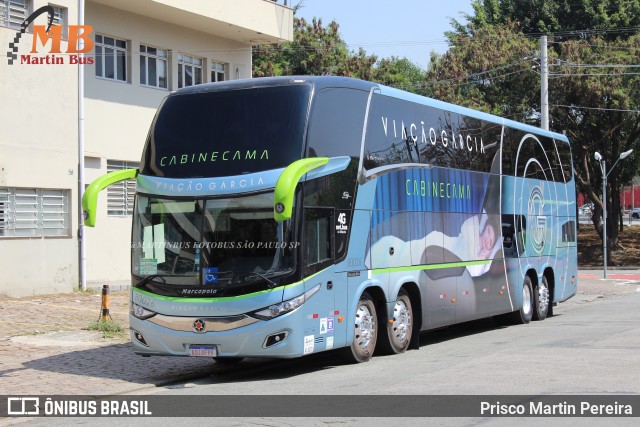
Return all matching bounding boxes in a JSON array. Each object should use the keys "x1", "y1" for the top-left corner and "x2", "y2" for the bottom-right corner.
[
  {"x1": 134, "y1": 274, "x2": 195, "y2": 287},
  {"x1": 216, "y1": 271, "x2": 279, "y2": 288}
]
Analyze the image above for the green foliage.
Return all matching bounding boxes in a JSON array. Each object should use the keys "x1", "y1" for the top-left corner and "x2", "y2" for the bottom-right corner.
[
  {"x1": 443, "y1": 0, "x2": 640, "y2": 247},
  {"x1": 551, "y1": 35, "x2": 640, "y2": 231},
  {"x1": 427, "y1": 23, "x2": 538, "y2": 119},
  {"x1": 372, "y1": 56, "x2": 426, "y2": 93},
  {"x1": 254, "y1": 0, "x2": 640, "y2": 249},
  {"x1": 252, "y1": 17, "x2": 423, "y2": 89},
  {"x1": 253, "y1": 17, "x2": 367, "y2": 77},
  {"x1": 463, "y1": 0, "x2": 640, "y2": 37},
  {"x1": 85, "y1": 320, "x2": 126, "y2": 339}
]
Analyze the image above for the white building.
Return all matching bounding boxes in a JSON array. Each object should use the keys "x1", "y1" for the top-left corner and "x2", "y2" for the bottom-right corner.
[{"x1": 0, "y1": 0, "x2": 293, "y2": 297}]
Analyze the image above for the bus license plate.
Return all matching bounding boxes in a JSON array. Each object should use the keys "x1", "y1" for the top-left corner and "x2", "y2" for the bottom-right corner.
[{"x1": 188, "y1": 344, "x2": 217, "y2": 357}]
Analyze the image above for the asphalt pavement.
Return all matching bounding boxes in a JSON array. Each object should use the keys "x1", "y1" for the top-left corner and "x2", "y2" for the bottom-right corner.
[{"x1": 0, "y1": 270, "x2": 639, "y2": 398}]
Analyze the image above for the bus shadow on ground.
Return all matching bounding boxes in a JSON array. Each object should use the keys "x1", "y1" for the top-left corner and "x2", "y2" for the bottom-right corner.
[
  {"x1": 419, "y1": 312, "x2": 563, "y2": 346},
  {"x1": 419, "y1": 317, "x2": 504, "y2": 346},
  {"x1": 17, "y1": 342, "x2": 216, "y2": 392},
  {"x1": 167, "y1": 318, "x2": 524, "y2": 386},
  {"x1": 17, "y1": 315, "x2": 551, "y2": 391}
]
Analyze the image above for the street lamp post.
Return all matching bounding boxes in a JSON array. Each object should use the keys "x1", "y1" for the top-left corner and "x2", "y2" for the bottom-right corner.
[{"x1": 594, "y1": 149, "x2": 633, "y2": 278}]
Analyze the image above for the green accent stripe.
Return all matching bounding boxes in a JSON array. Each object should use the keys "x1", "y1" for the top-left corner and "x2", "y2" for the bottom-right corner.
[
  {"x1": 131, "y1": 268, "x2": 330, "y2": 303},
  {"x1": 372, "y1": 260, "x2": 490, "y2": 275}
]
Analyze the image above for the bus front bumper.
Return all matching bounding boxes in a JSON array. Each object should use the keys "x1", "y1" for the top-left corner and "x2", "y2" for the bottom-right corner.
[{"x1": 129, "y1": 309, "x2": 305, "y2": 358}]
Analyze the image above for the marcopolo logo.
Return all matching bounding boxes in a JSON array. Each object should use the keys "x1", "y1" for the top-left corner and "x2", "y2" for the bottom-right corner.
[{"x1": 6, "y1": 5, "x2": 94, "y2": 65}]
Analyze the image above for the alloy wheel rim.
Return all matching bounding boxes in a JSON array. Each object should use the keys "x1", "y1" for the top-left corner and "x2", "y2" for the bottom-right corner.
[
  {"x1": 354, "y1": 304, "x2": 375, "y2": 351},
  {"x1": 391, "y1": 299, "x2": 411, "y2": 343}
]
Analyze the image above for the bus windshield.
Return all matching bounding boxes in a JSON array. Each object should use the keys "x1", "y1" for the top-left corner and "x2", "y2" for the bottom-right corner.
[{"x1": 132, "y1": 193, "x2": 295, "y2": 288}]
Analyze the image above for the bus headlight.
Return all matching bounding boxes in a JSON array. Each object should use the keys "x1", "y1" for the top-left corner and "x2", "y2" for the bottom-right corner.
[
  {"x1": 131, "y1": 303, "x2": 157, "y2": 320},
  {"x1": 251, "y1": 284, "x2": 321, "y2": 320}
]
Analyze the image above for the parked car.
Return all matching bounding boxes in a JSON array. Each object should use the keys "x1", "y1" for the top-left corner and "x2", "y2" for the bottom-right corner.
[
  {"x1": 631, "y1": 208, "x2": 640, "y2": 219},
  {"x1": 579, "y1": 204, "x2": 593, "y2": 215}
]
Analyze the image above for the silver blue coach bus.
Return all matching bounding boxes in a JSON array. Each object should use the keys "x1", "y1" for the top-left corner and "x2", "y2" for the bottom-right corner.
[{"x1": 83, "y1": 76, "x2": 577, "y2": 363}]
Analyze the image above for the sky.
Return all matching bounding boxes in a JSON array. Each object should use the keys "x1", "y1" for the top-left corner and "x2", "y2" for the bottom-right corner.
[{"x1": 293, "y1": 0, "x2": 476, "y2": 70}]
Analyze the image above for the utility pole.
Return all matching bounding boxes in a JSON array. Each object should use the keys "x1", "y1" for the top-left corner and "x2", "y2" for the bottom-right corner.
[
  {"x1": 78, "y1": 0, "x2": 87, "y2": 291},
  {"x1": 541, "y1": 35, "x2": 549, "y2": 131}
]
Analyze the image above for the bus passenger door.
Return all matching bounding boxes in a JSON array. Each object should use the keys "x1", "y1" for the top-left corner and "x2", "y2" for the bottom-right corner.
[{"x1": 302, "y1": 207, "x2": 337, "y2": 352}]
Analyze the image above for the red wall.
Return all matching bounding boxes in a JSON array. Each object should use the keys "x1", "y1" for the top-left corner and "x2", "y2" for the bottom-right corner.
[{"x1": 579, "y1": 187, "x2": 640, "y2": 209}]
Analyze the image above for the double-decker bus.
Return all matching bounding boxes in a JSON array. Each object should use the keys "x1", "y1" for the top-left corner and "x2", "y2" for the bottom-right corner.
[{"x1": 83, "y1": 76, "x2": 577, "y2": 363}]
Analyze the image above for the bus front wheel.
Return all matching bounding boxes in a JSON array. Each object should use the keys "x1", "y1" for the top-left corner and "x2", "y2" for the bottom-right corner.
[
  {"x1": 342, "y1": 291, "x2": 377, "y2": 363},
  {"x1": 379, "y1": 290, "x2": 413, "y2": 355}
]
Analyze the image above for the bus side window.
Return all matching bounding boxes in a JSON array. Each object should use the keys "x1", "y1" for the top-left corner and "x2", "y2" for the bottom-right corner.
[
  {"x1": 304, "y1": 207, "x2": 334, "y2": 275},
  {"x1": 501, "y1": 214, "x2": 517, "y2": 258}
]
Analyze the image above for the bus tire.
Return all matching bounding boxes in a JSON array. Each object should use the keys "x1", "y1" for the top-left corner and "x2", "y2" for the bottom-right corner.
[
  {"x1": 379, "y1": 289, "x2": 413, "y2": 355},
  {"x1": 341, "y1": 291, "x2": 377, "y2": 363},
  {"x1": 533, "y1": 275, "x2": 550, "y2": 321},
  {"x1": 515, "y1": 276, "x2": 534, "y2": 324}
]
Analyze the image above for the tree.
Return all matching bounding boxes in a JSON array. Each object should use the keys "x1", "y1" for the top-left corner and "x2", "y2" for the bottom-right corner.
[
  {"x1": 253, "y1": 17, "x2": 376, "y2": 78},
  {"x1": 252, "y1": 17, "x2": 423, "y2": 90},
  {"x1": 465, "y1": 0, "x2": 640, "y2": 38},
  {"x1": 372, "y1": 56, "x2": 426, "y2": 93},
  {"x1": 551, "y1": 35, "x2": 640, "y2": 256},
  {"x1": 439, "y1": 0, "x2": 640, "y2": 263},
  {"x1": 427, "y1": 22, "x2": 538, "y2": 118}
]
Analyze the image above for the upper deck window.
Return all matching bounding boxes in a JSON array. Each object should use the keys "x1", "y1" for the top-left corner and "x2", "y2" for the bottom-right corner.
[
  {"x1": 363, "y1": 93, "x2": 501, "y2": 175},
  {"x1": 141, "y1": 85, "x2": 311, "y2": 178}
]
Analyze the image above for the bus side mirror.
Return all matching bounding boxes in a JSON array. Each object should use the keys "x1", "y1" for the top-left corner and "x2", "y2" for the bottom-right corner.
[
  {"x1": 273, "y1": 158, "x2": 328, "y2": 222},
  {"x1": 82, "y1": 168, "x2": 138, "y2": 227}
]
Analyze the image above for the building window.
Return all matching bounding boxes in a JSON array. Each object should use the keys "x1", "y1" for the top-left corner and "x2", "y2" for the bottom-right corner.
[
  {"x1": 0, "y1": 0, "x2": 30, "y2": 30},
  {"x1": 0, "y1": 187, "x2": 70, "y2": 238},
  {"x1": 140, "y1": 44, "x2": 168, "y2": 89},
  {"x1": 48, "y1": 4, "x2": 67, "y2": 38},
  {"x1": 211, "y1": 61, "x2": 226, "y2": 82},
  {"x1": 107, "y1": 160, "x2": 138, "y2": 216},
  {"x1": 177, "y1": 54, "x2": 203, "y2": 88},
  {"x1": 95, "y1": 34, "x2": 127, "y2": 82}
]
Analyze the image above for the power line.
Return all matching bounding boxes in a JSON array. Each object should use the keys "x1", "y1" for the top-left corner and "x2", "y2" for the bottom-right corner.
[
  {"x1": 547, "y1": 40, "x2": 640, "y2": 51},
  {"x1": 425, "y1": 58, "x2": 534, "y2": 84},
  {"x1": 554, "y1": 59, "x2": 640, "y2": 68},
  {"x1": 554, "y1": 104, "x2": 640, "y2": 113},
  {"x1": 550, "y1": 72, "x2": 640, "y2": 77}
]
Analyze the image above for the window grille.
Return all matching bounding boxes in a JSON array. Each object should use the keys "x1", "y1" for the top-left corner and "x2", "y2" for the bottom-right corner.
[
  {"x1": 0, "y1": 187, "x2": 70, "y2": 237},
  {"x1": 107, "y1": 160, "x2": 138, "y2": 216},
  {"x1": 0, "y1": 0, "x2": 29, "y2": 30}
]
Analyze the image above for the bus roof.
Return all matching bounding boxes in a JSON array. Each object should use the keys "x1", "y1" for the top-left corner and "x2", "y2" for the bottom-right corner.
[
  {"x1": 173, "y1": 76, "x2": 568, "y2": 143},
  {"x1": 377, "y1": 85, "x2": 569, "y2": 143},
  {"x1": 172, "y1": 75, "x2": 376, "y2": 96}
]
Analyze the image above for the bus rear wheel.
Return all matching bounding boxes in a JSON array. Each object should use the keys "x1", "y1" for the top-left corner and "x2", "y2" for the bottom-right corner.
[
  {"x1": 515, "y1": 276, "x2": 534, "y2": 324},
  {"x1": 379, "y1": 290, "x2": 413, "y2": 355},
  {"x1": 342, "y1": 291, "x2": 377, "y2": 363},
  {"x1": 496, "y1": 276, "x2": 534, "y2": 325},
  {"x1": 533, "y1": 276, "x2": 550, "y2": 321}
]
